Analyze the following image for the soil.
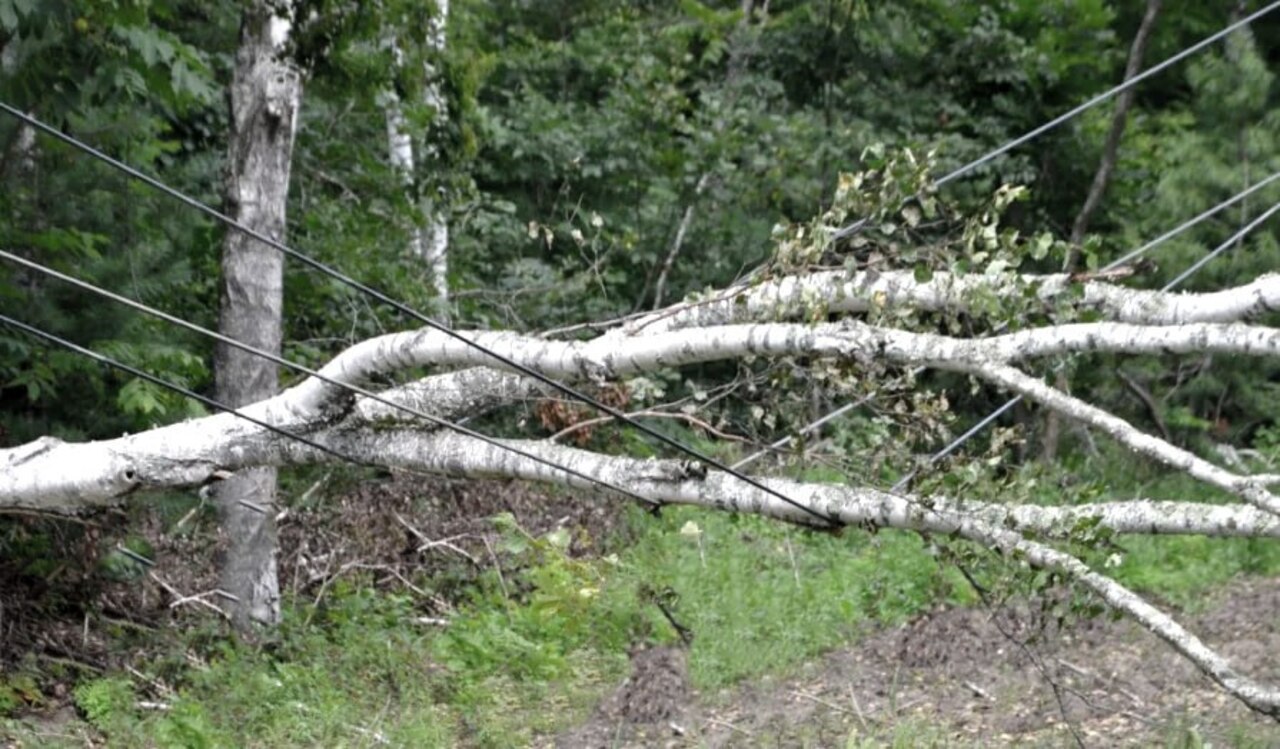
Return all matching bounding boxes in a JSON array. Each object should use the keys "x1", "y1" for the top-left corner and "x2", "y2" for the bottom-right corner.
[
  {"x1": 552, "y1": 577, "x2": 1280, "y2": 748},
  {"x1": 5, "y1": 475, "x2": 1280, "y2": 748},
  {"x1": 557, "y1": 644, "x2": 693, "y2": 749}
]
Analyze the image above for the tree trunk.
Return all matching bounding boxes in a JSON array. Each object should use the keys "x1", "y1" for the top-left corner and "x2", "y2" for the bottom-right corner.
[
  {"x1": 1062, "y1": 0, "x2": 1163, "y2": 269},
  {"x1": 383, "y1": 0, "x2": 449, "y2": 317},
  {"x1": 1043, "y1": 0, "x2": 1161, "y2": 461},
  {"x1": 0, "y1": 36, "x2": 35, "y2": 176},
  {"x1": 423, "y1": 0, "x2": 449, "y2": 311},
  {"x1": 214, "y1": 1, "x2": 302, "y2": 631}
]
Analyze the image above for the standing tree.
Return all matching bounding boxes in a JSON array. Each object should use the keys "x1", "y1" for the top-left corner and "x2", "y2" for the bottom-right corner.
[
  {"x1": 5, "y1": 155, "x2": 1280, "y2": 714},
  {"x1": 382, "y1": 0, "x2": 450, "y2": 315},
  {"x1": 214, "y1": 0, "x2": 302, "y2": 630}
]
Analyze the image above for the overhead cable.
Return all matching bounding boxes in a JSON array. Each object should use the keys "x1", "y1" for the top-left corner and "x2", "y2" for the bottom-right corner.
[
  {"x1": 0, "y1": 251, "x2": 665, "y2": 511},
  {"x1": 0, "y1": 102, "x2": 836, "y2": 525},
  {"x1": 831, "y1": 2, "x2": 1280, "y2": 241}
]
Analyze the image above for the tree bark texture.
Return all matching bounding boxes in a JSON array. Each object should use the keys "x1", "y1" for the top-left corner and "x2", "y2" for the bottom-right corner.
[
  {"x1": 213, "y1": 2, "x2": 301, "y2": 630},
  {"x1": 383, "y1": 0, "x2": 450, "y2": 313}
]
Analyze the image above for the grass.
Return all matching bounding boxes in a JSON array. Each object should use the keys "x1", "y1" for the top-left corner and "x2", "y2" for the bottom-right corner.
[
  {"x1": 1, "y1": 501, "x2": 958, "y2": 747},
  {"x1": 4, "y1": 444, "x2": 1280, "y2": 747},
  {"x1": 608, "y1": 506, "x2": 965, "y2": 691}
]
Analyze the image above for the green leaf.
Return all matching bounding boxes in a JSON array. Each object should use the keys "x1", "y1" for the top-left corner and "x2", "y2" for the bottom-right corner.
[
  {"x1": 1030, "y1": 232, "x2": 1053, "y2": 260},
  {"x1": 118, "y1": 378, "x2": 165, "y2": 417},
  {"x1": 545, "y1": 527, "x2": 571, "y2": 550}
]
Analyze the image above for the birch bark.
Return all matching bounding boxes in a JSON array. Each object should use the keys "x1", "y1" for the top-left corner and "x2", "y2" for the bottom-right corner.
[
  {"x1": 214, "y1": 1, "x2": 302, "y2": 630},
  {"x1": 383, "y1": 0, "x2": 449, "y2": 313}
]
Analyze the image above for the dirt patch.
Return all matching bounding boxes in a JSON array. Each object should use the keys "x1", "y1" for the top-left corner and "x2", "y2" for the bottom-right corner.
[
  {"x1": 277, "y1": 473, "x2": 628, "y2": 603},
  {"x1": 556, "y1": 644, "x2": 693, "y2": 748},
  {"x1": 554, "y1": 577, "x2": 1280, "y2": 748}
]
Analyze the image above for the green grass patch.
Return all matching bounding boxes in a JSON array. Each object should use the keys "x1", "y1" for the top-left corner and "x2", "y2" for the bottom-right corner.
[
  {"x1": 5, "y1": 501, "x2": 963, "y2": 747},
  {"x1": 608, "y1": 506, "x2": 964, "y2": 691},
  {"x1": 1112, "y1": 535, "x2": 1280, "y2": 608},
  {"x1": 63, "y1": 589, "x2": 457, "y2": 747}
]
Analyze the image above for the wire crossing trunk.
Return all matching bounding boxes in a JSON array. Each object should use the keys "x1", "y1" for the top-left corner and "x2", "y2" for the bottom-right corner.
[{"x1": 214, "y1": 1, "x2": 301, "y2": 631}]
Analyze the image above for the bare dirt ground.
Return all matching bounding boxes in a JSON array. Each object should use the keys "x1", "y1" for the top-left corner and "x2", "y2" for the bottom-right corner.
[{"x1": 555, "y1": 576, "x2": 1280, "y2": 748}]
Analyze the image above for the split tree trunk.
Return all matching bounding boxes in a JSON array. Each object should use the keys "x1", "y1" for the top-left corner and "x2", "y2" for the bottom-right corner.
[{"x1": 214, "y1": 1, "x2": 302, "y2": 631}]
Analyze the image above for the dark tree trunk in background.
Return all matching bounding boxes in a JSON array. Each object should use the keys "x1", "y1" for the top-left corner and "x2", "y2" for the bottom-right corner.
[
  {"x1": 1043, "y1": 0, "x2": 1161, "y2": 462},
  {"x1": 1064, "y1": 0, "x2": 1163, "y2": 268},
  {"x1": 213, "y1": 1, "x2": 302, "y2": 631}
]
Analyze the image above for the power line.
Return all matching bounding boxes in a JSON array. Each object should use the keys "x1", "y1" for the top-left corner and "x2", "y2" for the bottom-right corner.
[
  {"x1": 743, "y1": 170, "x2": 1280, "y2": 476},
  {"x1": 1106, "y1": 170, "x2": 1280, "y2": 271},
  {"x1": 890, "y1": 198, "x2": 1280, "y2": 492},
  {"x1": 832, "y1": 2, "x2": 1280, "y2": 241},
  {"x1": 0, "y1": 103, "x2": 837, "y2": 526},
  {"x1": 0, "y1": 252, "x2": 665, "y2": 511},
  {"x1": 1164, "y1": 202, "x2": 1280, "y2": 289}
]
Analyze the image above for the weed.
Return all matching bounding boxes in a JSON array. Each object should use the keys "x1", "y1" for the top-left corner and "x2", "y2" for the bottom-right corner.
[{"x1": 5, "y1": 443, "x2": 1280, "y2": 746}]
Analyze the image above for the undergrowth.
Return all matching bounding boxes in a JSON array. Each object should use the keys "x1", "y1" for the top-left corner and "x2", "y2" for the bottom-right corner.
[{"x1": 4, "y1": 444, "x2": 1280, "y2": 747}]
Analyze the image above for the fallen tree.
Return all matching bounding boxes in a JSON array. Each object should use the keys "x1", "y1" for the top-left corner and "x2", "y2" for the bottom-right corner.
[
  {"x1": 5, "y1": 160, "x2": 1280, "y2": 717},
  {"x1": 5, "y1": 260, "x2": 1280, "y2": 716}
]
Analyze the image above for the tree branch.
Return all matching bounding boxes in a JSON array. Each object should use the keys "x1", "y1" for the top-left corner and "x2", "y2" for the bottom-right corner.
[
  {"x1": 965, "y1": 363, "x2": 1280, "y2": 515},
  {"x1": 624, "y1": 270, "x2": 1280, "y2": 334},
  {"x1": 1064, "y1": 0, "x2": 1163, "y2": 270}
]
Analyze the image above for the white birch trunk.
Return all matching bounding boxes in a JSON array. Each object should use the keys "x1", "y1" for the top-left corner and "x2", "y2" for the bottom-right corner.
[
  {"x1": 382, "y1": 0, "x2": 449, "y2": 312},
  {"x1": 422, "y1": 0, "x2": 449, "y2": 308}
]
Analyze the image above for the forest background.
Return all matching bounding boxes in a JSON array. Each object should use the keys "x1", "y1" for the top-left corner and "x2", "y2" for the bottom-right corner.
[{"x1": 3, "y1": 0, "x2": 1280, "y2": 745}]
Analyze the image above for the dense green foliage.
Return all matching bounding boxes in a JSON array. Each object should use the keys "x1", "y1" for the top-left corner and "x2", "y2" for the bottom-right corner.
[{"x1": 3, "y1": 0, "x2": 1279, "y2": 442}]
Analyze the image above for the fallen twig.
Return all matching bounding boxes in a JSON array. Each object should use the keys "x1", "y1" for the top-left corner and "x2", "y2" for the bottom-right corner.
[
  {"x1": 793, "y1": 689, "x2": 854, "y2": 715},
  {"x1": 394, "y1": 512, "x2": 479, "y2": 565},
  {"x1": 149, "y1": 572, "x2": 228, "y2": 619},
  {"x1": 962, "y1": 680, "x2": 995, "y2": 702},
  {"x1": 705, "y1": 716, "x2": 753, "y2": 737},
  {"x1": 848, "y1": 685, "x2": 871, "y2": 731}
]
